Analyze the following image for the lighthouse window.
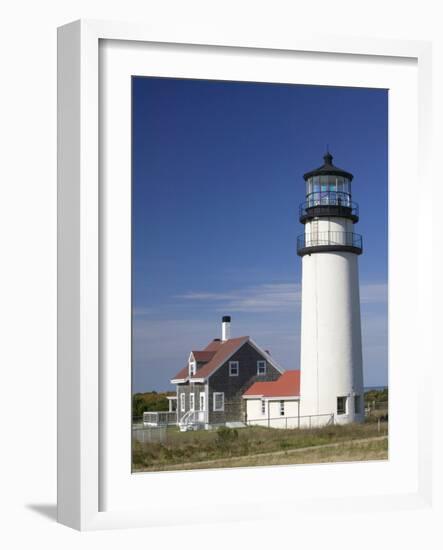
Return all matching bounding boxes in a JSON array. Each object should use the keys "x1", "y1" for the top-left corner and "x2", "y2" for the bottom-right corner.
[{"x1": 337, "y1": 396, "x2": 347, "y2": 415}]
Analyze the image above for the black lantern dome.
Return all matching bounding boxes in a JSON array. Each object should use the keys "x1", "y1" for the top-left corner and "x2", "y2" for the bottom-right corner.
[{"x1": 303, "y1": 152, "x2": 354, "y2": 182}]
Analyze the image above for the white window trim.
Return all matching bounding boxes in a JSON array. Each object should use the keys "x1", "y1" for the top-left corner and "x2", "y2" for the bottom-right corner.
[
  {"x1": 189, "y1": 393, "x2": 195, "y2": 411},
  {"x1": 180, "y1": 393, "x2": 186, "y2": 412},
  {"x1": 257, "y1": 360, "x2": 266, "y2": 375},
  {"x1": 229, "y1": 361, "x2": 239, "y2": 377},
  {"x1": 213, "y1": 392, "x2": 225, "y2": 412}
]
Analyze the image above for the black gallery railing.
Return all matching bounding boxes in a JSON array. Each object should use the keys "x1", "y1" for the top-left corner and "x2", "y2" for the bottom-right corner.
[
  {"x1": 297, "y1": 231, "x2": 363, "y2": 255},
  {"x1": 299, "y1": 192, "x2": 359, "y2": 222}
]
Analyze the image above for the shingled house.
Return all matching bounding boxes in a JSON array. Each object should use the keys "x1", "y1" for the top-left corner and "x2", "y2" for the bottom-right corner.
[{"x1": 170, "y1": 316, "x2": 284, "y2": 430}]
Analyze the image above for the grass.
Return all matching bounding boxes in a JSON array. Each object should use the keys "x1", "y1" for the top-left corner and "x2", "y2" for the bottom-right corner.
[
  {"x1": 145, "y1": 437, "x2": 388, "y2": 471},
  {"x1": 132, "y1": 420, "x2": 388, "y2": 472}
]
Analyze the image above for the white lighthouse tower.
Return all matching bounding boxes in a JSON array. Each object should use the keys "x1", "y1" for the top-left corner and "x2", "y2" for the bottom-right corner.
[{"x1": 298, "y1": 152, "x2": 364, "y2": 426}]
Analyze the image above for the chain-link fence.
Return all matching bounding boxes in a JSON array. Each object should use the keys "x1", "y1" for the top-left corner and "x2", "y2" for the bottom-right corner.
[
  {"x1": 246, "y1": 413, "x2": 334, "y2": 429},
  {"x1": 132, "y1": 425, "x2": 167, "y2": 444}
]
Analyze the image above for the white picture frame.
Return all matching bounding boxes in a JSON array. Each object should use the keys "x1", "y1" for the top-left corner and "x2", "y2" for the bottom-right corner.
[{"x1": 57, "y1": 19, "x2": 434, "y2": 531}]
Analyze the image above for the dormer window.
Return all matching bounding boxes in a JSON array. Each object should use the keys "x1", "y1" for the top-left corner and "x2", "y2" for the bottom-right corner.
[{"x1": 189, "y1": 360, "x2": 196, "y2": 376}]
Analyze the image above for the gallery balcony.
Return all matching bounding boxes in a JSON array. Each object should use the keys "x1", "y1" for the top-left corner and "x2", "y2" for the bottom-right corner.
[
  {"x1": 299, "y1": 193, "x2": 359, "y2": 223},
  {"x1": 297, "y1": 231, "x2": 363, "y2": 256}
]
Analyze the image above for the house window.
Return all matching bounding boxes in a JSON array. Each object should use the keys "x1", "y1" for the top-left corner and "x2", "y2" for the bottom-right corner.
[
  {"x1": 229, "y1": 361, "x2": 239, "y2": 376},
  {"x1": 180, "y1": 393, "x2": 186, "y2": 412},
  {"x1": 261, "y1": 399, "x2": 266, "y2": 415},
  {"x1": 189, "y1": 361, "x2": 196, "y2": 376},
  {"x1": 190, "y1": 393, "x2": 195, "y2": 411},
  {"x1": 257, "y1": 360, "x2": 266, "y2": 375},
  {"x1": 213, "y1": 392, "x2": 225, "y2": 411},
  {"x1": 280, "y1": 400, "x2": 285, "y2": 416},
  {"x1": 354, "y1": 395, "x2": 361, "y2": 414},
  {"x1": 199, "y1": 393, "x2": 205, "y2": 411},
  {"x1": 337, "y1": 396, "x2": 347, "y2": 415}
]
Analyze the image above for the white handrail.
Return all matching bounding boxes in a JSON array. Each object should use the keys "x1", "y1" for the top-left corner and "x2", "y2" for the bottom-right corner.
[{"x1": 178, "y1": 410, "x2": 205, "y2": 431}]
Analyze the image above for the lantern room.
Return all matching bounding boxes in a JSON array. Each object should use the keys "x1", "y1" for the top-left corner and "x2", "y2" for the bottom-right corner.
[
  {"x1": 304, "y1": 152, "x2": 353, "y2": 207},
  {"x1": 299, "y1": 152, "x2": 359, "y2": 224}
]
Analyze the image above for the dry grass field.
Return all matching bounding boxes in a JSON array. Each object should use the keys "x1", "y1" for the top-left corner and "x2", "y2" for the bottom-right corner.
[
  {"x1": 147, "y1": 436, "x2": 387, "y2": 471},
  {"x1": 132, "y1": 420, "x2": 388, "y2": 472}
]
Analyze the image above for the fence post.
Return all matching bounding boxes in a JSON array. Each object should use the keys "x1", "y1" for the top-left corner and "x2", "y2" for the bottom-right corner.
[
  {"x1": 309, "y1": 415, "x2": 312, "y2": 429},
  {"x1": 286, "y1": 417, "x2": 287, "y2": 429}
]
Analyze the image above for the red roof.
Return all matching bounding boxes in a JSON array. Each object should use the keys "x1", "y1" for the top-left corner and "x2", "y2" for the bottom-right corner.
[
  {"x1": 171, "y1": 336, "x2": 249, "y2": 382},
  {"x1": 243, "y1": 370, "x2": 300, "y2": 398},
  {"x1": 192, "y1": 350, "x2": 216, "y2": 363}
]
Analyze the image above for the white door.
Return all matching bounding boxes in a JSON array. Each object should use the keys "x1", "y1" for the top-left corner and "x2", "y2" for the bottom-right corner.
[{"x1": 199, "y1": 393, "x2": 206, "y2": 423}]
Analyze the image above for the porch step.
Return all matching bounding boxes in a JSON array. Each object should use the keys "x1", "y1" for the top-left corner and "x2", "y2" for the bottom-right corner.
[{"x1": 225, "y1": 422, "x2": 247, "y2": 429}]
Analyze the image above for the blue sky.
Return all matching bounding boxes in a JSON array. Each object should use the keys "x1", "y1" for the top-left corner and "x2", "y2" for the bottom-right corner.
[{"x1": 132, "y1": 77, "x2": 388, "y2": 392}]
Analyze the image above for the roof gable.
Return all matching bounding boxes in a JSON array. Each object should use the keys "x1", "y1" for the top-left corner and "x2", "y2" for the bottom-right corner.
[
  {"x1": 171, "y1": 336, "x2": 249, "y2": 382},
  {"x1": 171, "y1": 335, "x2": 286, "y2": 384},
  {"x1": 247, "y1": 338, "x2": 285, "y2": 375}
]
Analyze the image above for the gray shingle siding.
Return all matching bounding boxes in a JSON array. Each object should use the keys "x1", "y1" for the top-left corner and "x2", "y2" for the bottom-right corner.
[{"x1": 207, "y1": 342, "x2": 281, "y2": 424}]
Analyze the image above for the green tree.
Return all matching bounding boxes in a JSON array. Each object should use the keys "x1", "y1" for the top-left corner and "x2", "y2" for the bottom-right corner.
[{"x1": 132, "y1": 391, "x2": 172, "y2": 419}]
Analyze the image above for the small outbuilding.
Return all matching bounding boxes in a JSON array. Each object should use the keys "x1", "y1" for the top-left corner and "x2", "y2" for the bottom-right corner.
[{"x1": 243, "y1": 370, "x2": 300, "y2": 429}]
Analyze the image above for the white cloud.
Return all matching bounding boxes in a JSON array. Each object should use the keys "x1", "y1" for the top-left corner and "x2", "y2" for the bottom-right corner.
[
  {"x1": 179, "y1": 283, "x2": 301, "y2": 312},
  {"x1": 133, "y1": 306, "x2": 157, "y2": 317},
  {"x1": 178, "y1": 281, "x2": 386, "y2": 313}
]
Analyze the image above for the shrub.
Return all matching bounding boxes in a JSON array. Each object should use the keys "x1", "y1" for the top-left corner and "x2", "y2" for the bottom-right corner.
[{"x1": 216, "y1": 427, "x2": 239, "y2": 453}]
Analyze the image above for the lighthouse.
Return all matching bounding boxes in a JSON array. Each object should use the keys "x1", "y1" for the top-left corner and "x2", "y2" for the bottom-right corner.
[{"x1": 298, "y1": 152, "x2": 364, "y2": 426}]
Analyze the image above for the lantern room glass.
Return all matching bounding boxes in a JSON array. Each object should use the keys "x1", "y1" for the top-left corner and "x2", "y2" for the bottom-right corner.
[{"x1": 306, "y1": 175, "x2": 352, "y2": 207}]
